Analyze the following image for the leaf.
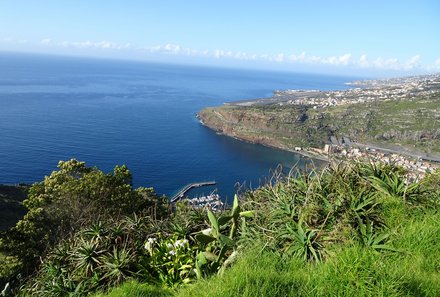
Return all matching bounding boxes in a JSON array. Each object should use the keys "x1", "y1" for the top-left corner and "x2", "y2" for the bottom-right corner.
[
  {"x1": 231, "y1": 195, "x2": 240, "y2": 217},
  {"x1": 239, "y1": 210, "x2": 254, "y2": 218},
  {"x1": 195, "y1": 234, "x2": 216, "y2": 244},
  {"x1": 216, "y1": 245, "x2": 228, "y2": 263},
  {"x1": 196, "y1": 252, "x2": 207, "y2": 265},
  {"x1": 218, "y1": 215, "x2": 232, "y2": 226},
  {"x1": 218, "y1": 234, "x2": 235, "y2": 247},
  {"x1": 203, "y1": 251, "x2": 218, "y2": 262},
  {"x1": 207, "y1": 210, "x2": 219, "y2": 233}
]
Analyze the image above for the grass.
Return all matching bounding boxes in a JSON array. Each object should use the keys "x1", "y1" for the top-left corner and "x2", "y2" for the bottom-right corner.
[
  {"x1": 93, "y1": 209, "x2": 440, "y2": 297},
  {"x1": 92, "y1": 281, "x2": 172, "y2": 297},
  {"x1": 174, "y1": 210, "x2": 440, "y2": 297}
]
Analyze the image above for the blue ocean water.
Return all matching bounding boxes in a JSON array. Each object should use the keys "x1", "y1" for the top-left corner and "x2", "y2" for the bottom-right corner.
[{"x1": 0, "y1": 53, "x2": 355, "y2": 200}]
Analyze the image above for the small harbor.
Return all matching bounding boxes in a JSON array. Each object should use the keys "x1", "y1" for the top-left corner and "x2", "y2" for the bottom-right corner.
[{"x1": 170, "y1": 181, "x2": 216, "y2": 203}]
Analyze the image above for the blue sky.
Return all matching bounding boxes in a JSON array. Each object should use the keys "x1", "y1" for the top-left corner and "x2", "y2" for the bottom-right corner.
[{"x1": 1, "y1": 0, "x2": 439, "y2": 75}]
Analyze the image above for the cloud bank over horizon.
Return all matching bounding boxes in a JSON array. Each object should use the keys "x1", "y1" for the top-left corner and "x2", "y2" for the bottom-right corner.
[{"x1": 1, "y1": 37, "x2": 439, "y2": 75}]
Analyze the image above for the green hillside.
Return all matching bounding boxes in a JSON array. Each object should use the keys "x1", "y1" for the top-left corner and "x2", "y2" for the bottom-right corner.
[
  {"x1": 1, "y1": 159, "x2": 439, "y2": 296},
  {"x1": 198, "y1": 93, "x2": 440, "y2": 157}
]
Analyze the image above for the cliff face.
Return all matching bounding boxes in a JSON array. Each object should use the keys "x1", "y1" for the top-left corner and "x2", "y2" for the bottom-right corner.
[
  {"x1": 198, "y1": 93, "x2": 440, "y2": 156},
  {"x1": 198, "y1": 105, "x2": 329, "y2": 151}
]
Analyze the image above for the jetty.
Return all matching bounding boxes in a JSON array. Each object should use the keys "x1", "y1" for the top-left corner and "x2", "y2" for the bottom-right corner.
[{"x1": 170, "y1": 181, "x2": 216, "y2": 203}]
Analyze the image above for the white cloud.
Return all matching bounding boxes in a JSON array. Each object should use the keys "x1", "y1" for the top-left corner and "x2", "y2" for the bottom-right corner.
[
  {"x1": 34, "y1": 38, "x2": 440, "y2": 72},
  {"x1": 403, "y1": 55, "x2": 421, "y2": 70},
  {"x1": 40, "y1": 39, "x2": 132, "y2": 50},
  {"x1": 358, "y1": 54, "x2": 369, "y2": 68},
  {"x1": 0, "y1": 37, "x2": 28, "y2": 45}
]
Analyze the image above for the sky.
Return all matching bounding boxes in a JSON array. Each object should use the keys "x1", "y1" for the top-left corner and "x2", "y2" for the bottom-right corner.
[{"x1": 0, "y1": 0, "x2": 439, "y2": 76}]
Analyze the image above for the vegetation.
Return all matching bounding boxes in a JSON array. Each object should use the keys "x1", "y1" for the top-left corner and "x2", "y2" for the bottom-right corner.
[
  {"x1": 0, "y1": 159, "x2": 168, "y2": 294},
  {"x1": 1, "y1": 159, "x2": 440, "y2": 296},
  {"x1": 0, "y1": 184, "x2": 28, "y2": 231},
  {"x1": 198, "y1": 93, "x2": 440, "y2": 155}
]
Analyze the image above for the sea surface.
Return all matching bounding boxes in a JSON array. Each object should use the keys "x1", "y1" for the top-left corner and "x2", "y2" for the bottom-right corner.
[{"x1": 0, "y1": 52, "x2": 356, "y2": 200}]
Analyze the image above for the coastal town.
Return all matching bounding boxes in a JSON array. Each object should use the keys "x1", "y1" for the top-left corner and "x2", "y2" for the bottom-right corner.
[
  {"x1": 230, "y1": 74, "x2": 440, "y2": 109},
  {"x1": 299, "y1": 141, "x2": 440, "y2": 182},
  {"x1": 276, "y1": 74, "x2": 440, "y2": 108}
]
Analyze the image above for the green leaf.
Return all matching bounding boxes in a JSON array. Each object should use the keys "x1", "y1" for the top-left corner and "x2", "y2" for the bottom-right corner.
[
  {"x1": 196, "y1": 252, "x2": 207, "y2": 265},
  {"x1": 195, "y1": 234, "x2": 216, "y2": 244},
  {"x1": 231, "y1": 195, "x2": 240, "y2": 217},
  {"x1": 207, "y1": 210, "x2": 219, "y2": 233},
  {"x1": 239, "y1": 210, "x2": 254, "y2": 218},
  {"x1": 218, "y1": 215, "x2": 232, "y2": 226},
  {"x1": 203, "y1": 251, "x2": 218, "y2": 262},
  {"x1": 218, "y1": 234, "x2": 235, "y2": 247},
  {"x1": 216, "y1": 245, "x2": 228, "y2": 263}
]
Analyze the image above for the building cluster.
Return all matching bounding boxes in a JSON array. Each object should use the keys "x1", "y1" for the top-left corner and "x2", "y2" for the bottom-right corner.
[
  {"x1": 274, "y1": 74, "x2": 440, "y2": 109},
  {"x1": 324, "y1": 144, "x2": 439, "y2": 182}
]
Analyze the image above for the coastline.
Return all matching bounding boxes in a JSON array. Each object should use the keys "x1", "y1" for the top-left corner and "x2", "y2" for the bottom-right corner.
[
  {"x1": 197, "y1": 114, "x2": 330, "y2": 163},
  {"x1": 198, "y1": 115, "x2": 439, "y2": 179}
]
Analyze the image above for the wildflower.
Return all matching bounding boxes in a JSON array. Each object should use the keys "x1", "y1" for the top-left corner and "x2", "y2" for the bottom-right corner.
[
  {"x1": 167, "y1": 243, "x2": 174, "y2": 249},
  {"x1": 169, "y1": 250, "x2": 176, "y2": 256}
]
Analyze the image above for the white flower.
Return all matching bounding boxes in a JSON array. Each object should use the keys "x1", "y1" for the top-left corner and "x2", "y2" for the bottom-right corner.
[
  {"x1": 182, "y1": 239, "x2": 188, "y2": 244},
  {"x1": 169, "y1": 250, "x2": 176, "y2": 256},
  {"x1": 175, "y1": 239, "x2": 185, "y2": 248},
  {"x1": 167, "y1": 243, "x2": 174, "y2": 249},
  {"x1": 201, "y1": 228, "x2": 212, "y2": 236},
  {"x1": 145, "y1": 238, "x2": 157, "y2": 251},
  {"x1": 144, "y1": 241, "x2": 150, "y2": 250}
]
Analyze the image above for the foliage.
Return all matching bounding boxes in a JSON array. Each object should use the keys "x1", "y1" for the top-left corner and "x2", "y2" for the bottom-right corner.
[
  {"x1": 194, "y1": 195, "x2": 254, "y2": 277},
  {"x1": 0, "y1": 159, "x2": 168, "y2": 294},
  {"x1": 240, "y1": 161, "x2": 413, "y2": 261},
  {"x1": 144, "y1": 236, "x2": 197, "y2": 287},
  {"x1": 420, "y1": 169, "x2": 440, "y2": 204},
  {"x1": 174, "y1": 208, "x2": 440, "y2": 297},
  {"x1": 21, "y1": 215, "x2": 156, "y2": 296},
  {"x1": 3, "y1": 158, "x2": 440, "y2": 297}
]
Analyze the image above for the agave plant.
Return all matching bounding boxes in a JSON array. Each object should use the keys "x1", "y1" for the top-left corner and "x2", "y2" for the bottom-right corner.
[
  {"x1": 100, "y1": 246, "x2": 135, "y2": 286},
  {"x1": 71, "y1": 239, "x2": 105, "y2": 277},
  {"x1": 280, "y1": 219, "x2": 323, "y2": 262},
  {"x1": 80, "y1": 221, "x2": 108, "y2": 243},
  {"x1": 368, "y1": 171, "x2": 420, "y2": 201},
  {"x1": 357, "y1": 218, "x2": 397, "y2": 252}
]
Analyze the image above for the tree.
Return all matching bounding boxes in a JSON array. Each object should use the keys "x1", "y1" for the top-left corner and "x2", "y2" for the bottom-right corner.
[{"x1": 0, "y1": 159, "x2": 168, "y2": 282}]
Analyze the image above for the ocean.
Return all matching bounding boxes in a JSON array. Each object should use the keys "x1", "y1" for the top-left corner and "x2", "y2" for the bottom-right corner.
[{"x1": 0, "y1": 52, "x2": 356, "y2": 200}]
